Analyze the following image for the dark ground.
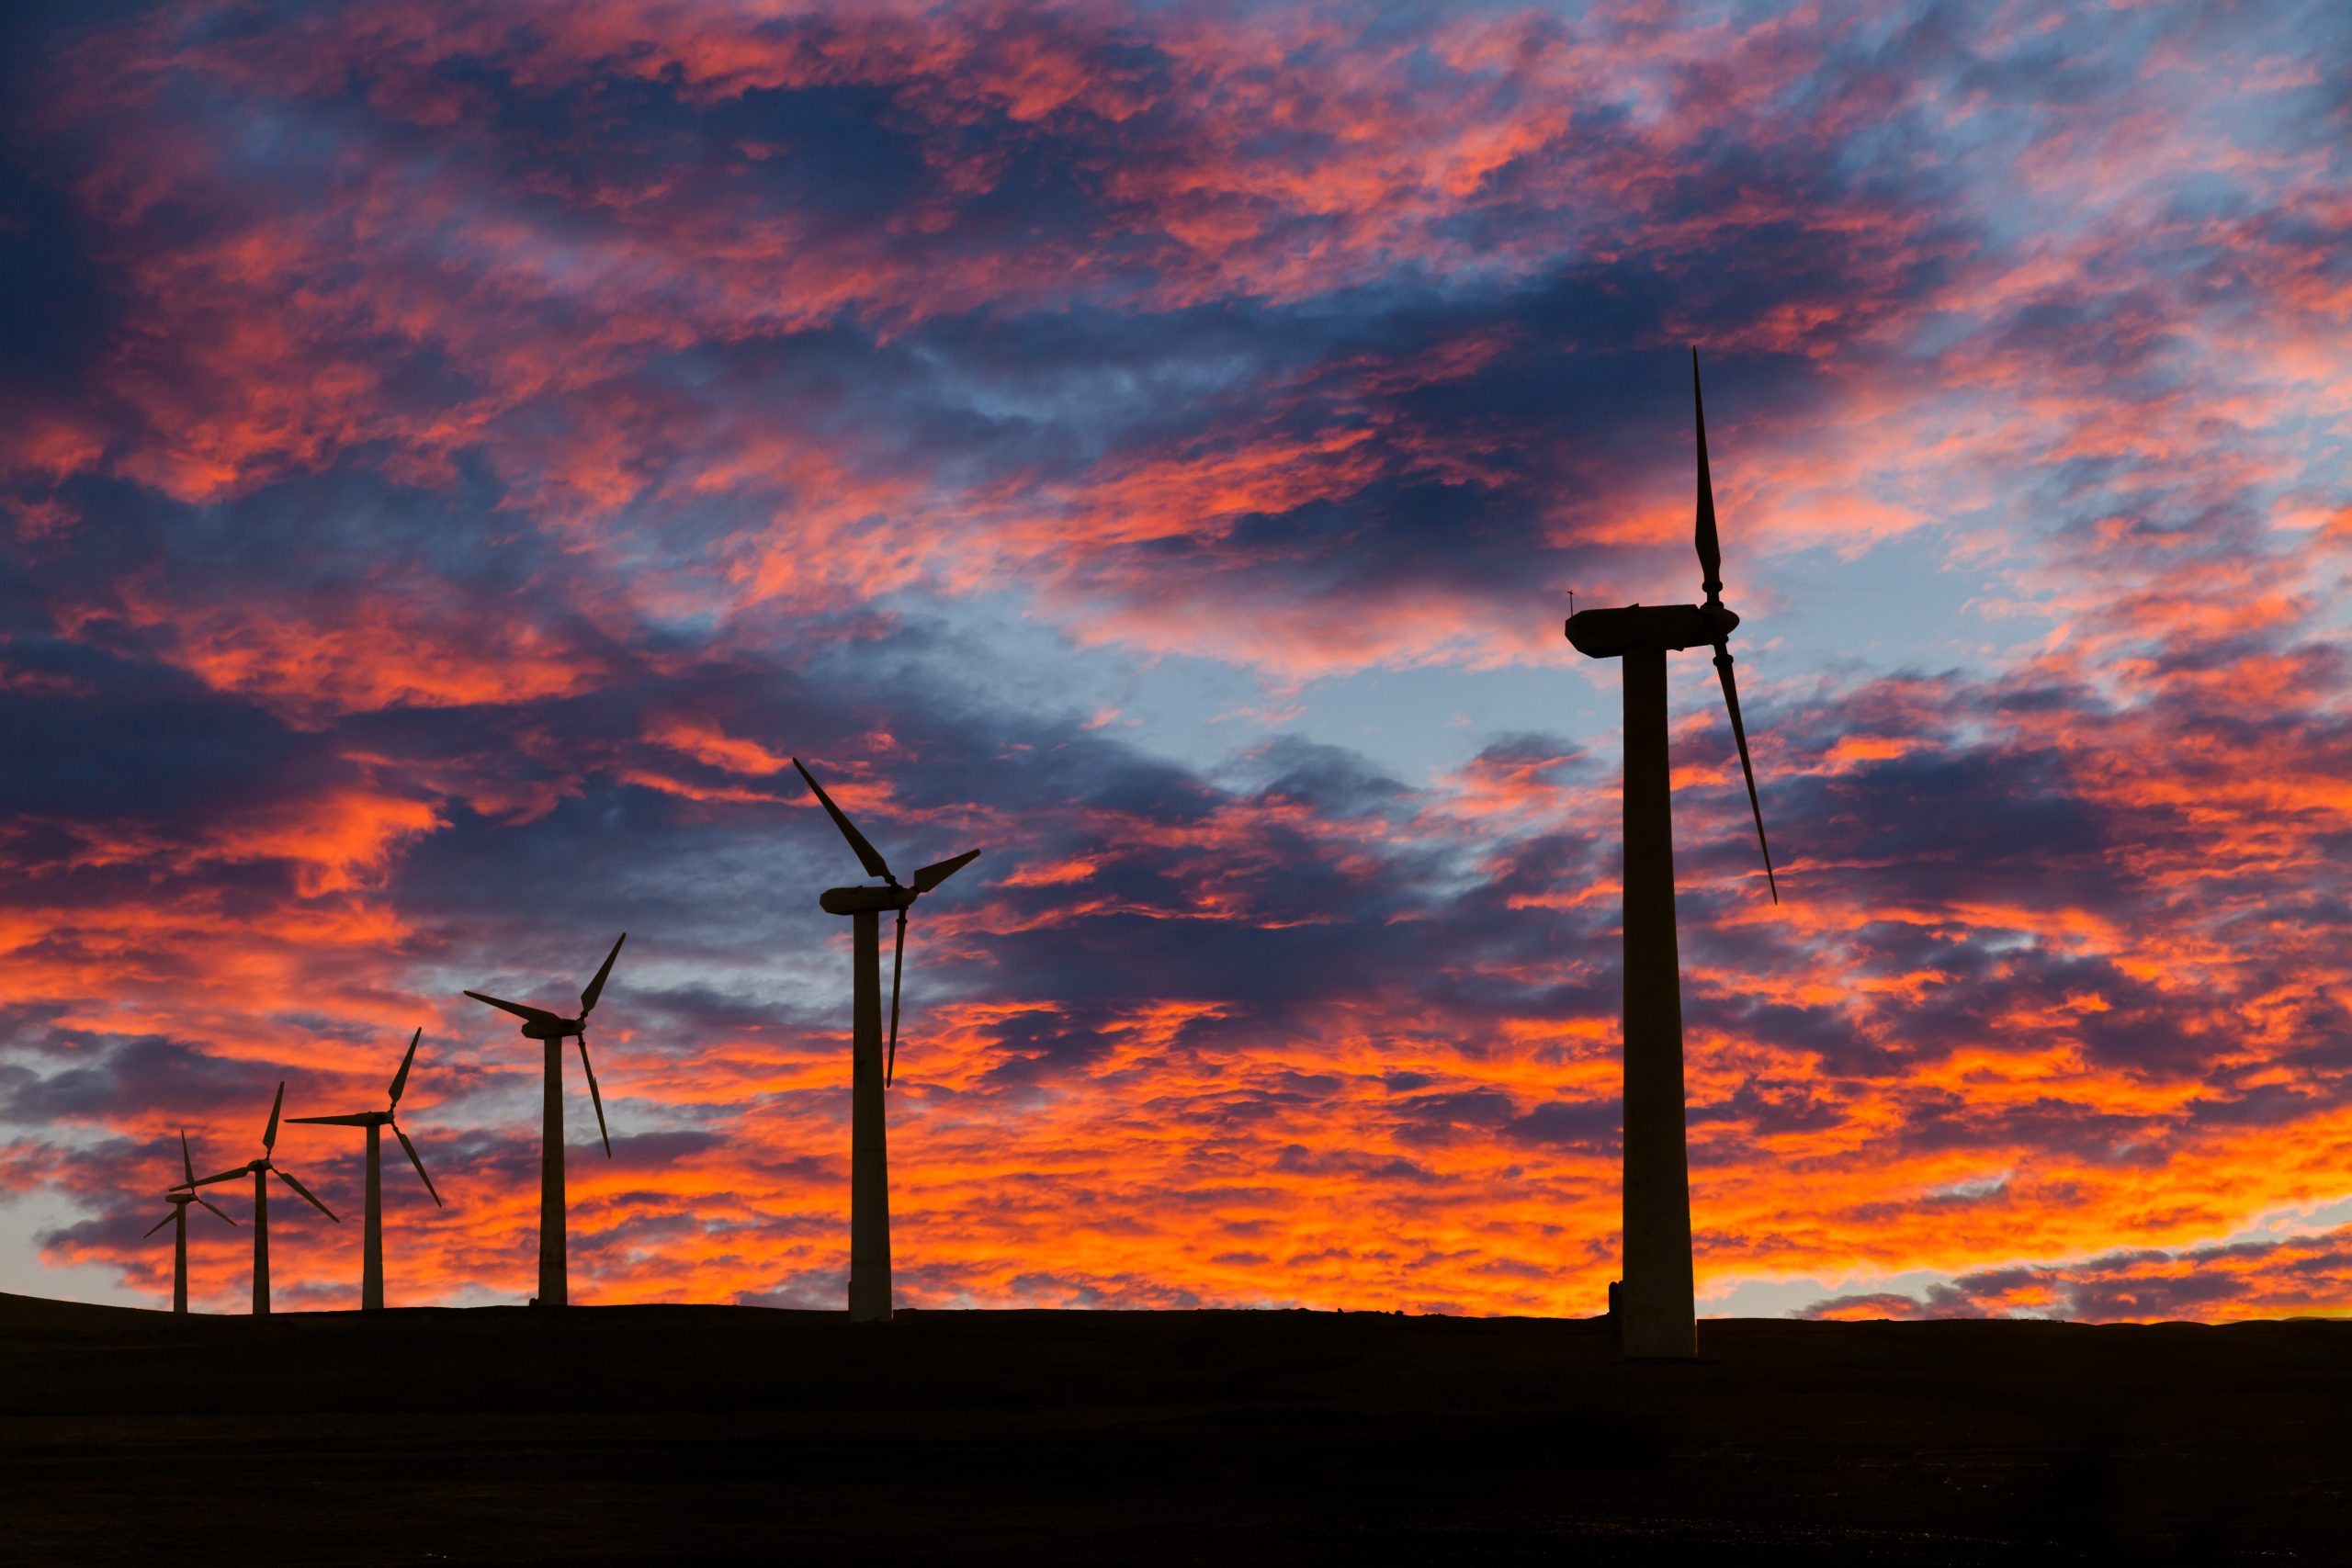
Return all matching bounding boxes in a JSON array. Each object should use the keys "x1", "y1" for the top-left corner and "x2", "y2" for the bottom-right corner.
[{"x1": 2, "y1": 1292, "x2": 2345, "y2": 1564}]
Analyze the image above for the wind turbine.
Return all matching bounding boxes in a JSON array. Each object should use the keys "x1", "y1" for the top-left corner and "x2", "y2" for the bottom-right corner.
[
  {"x1": 462, "y1": 934, "x2": 624, "y2": 1309},
  {"x1": 151, "y1": 1131, "x2": 236, "y2": 1314},
  {"x1": 1564, "y1": 350, "x2": 1781, "y2": 1359},
  {"x1": 182, "y1": 1082, "x2": 340, "y2": 1314},
  {"x1": 286, "y1": 1029, "x2": 442, "y2": 1311},
  {"x1": 792, "y1": 758, "x2": 979, "y2": 1323}
]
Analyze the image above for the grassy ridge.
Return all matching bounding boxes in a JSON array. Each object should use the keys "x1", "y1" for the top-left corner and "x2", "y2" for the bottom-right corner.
[{"x1": 3, "y1": 1294, "x2": 2346, "y2": 1563}]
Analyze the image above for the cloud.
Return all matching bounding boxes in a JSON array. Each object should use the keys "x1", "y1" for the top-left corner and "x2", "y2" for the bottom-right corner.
[
  {"x1": 1, "y1": 0, "x2": 2348, "y2": 1320},
  {"x1": 1798, "y1": 1226, "x2": 2352, "y2": 1323}
]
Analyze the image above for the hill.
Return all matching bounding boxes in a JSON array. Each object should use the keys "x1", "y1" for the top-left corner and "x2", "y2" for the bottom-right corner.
[{"x1": 2, "y1": 1292, "x2": 2345, "y2": 1563}]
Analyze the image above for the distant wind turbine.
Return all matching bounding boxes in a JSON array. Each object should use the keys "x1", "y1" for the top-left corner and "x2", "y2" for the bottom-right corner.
[
  {"x1": 793, "y1": 758, "x2": 980, "y2": 1323},
  {"x1": 287, "y1": 1030, "x2": 442, "y2": 1311},
  {"x1": 463, "y1": 934, "x2": 625, "y2": 1309},
  {"x1": 1563, "y1": 350, "x2": 1782, "y2": 1359},
  {"x1": 184, "y1": 1082, "x2": 341, "y2": 1314},
  {"x1": 153, "y1": 1130, "x2": 236, "y2": 1314}
]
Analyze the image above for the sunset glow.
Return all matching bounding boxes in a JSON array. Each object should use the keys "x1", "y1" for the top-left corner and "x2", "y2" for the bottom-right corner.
[{"x1": 3, "y1": 0, "x2": 2348, "y2": 1323}]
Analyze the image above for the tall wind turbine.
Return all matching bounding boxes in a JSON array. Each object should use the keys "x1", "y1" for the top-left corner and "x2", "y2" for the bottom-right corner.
[
  {"x1": 152, "y1": 1131, "x2": 236, "y2": 1314},
  {"x1": 463, "y1": 934, "x2": 625, "y2": 1309},
  {"x1": 1563, "y1": 350, "x2": 1781, "y2": 1359},
  {"x1": 287, "y1": 1030, "x2": 443, "y2": 1311},
  {"x1": 183, "y1": 1082, "x2": 340, "y2": 1314},
  {"x1": 792, "y1": 758, "x2": 979, "y2": 1323}
]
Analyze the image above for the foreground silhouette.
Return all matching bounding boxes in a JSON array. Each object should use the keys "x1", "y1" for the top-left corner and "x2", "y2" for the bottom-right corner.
[
  {"x1": 794, "y1": 758, "x2": 981, "y2": 1323},
  {"x1": 182, "y1": 1082, "x2": 340, "y2": 1314},
  {"x1": 287, "y1": 1030, "x2": 442, "y2": 1310},
  {"x1": 151, "y1": 1133, "x2": 235, "y2": 1314},
  {"x1": 6, "y1": 1293, "x2": 2346, "y2": 1563},
  {"x1": 1566, "y1": 351, "x2": 1781, "y2": 1359},
  {"x1": 464, "y1": 936, "x2": 626, "y2": 1308}
]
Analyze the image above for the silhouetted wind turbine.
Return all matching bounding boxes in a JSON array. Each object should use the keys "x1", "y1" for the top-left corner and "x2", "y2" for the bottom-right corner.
[
  {"x1": 1564, "y1": 350, "x2": 1781, "y2": 1359},
  {"x1": 463, "y1": 934, "x2": 624, "y2": 1309},
  {"x1": 793, "y1": 758, "x2": 979, "y2": 1323},
  {"x1": 183, "y1": 1082, "x2": 340, "y2": 1314},
  {"x1": 286, "y1": 1030, "x2": 442, "y2": 1311},
  {"x1": 153, "y1": 1131, "x2": 236, "y2": 1314}
]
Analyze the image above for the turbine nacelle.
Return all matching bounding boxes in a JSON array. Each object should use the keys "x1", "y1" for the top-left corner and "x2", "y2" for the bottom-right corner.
[
  {"x1": 463, "y1": 937, "x2": 627, "y2": 1304},
  {"x1": 285, "y1": 1031, "x2": 443, "y2": 1209},
  {"x1": 145, "y1": 1185, "x2": 236, "y2": 1235},
  {"x1": 1566, "y1": 603, "x2": 1740, "y2": 659},
  {"x1": 149, "y1": 1134, "x2": 239, "y2": 1237},
  {"x1": 1566, "y1": 351, "x2": 1779, "y2": 907},
  {"x1": 179, "y1": 1156, "x2": 270, "y2": 1182},
  {"x1": 466, "y1": 1007, "x2": 588, "y2": 1040},
  {"x1": 819, "y1": 885, "x2": 921, "y2": 915},
  {"x1": 793, "y1": 758, "x2": 981, "y2": 1089},
  {"x1": 180, "y1": 1086, "x2": 342, "y2": 1228},
  {"x1": 463, "y1": 936, "x2": 624, "y2": 1159}
]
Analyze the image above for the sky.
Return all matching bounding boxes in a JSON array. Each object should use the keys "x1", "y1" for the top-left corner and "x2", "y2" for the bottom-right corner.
[{"x1": 1, "y1": 0, "x2": 2347, "y2": 1323}]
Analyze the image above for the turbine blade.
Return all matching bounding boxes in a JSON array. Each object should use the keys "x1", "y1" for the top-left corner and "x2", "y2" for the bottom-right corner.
[
  {"x1": 464, "y1": 991, "x2": 563, "y2": 1027},
  {"x1": 393, "y1": 1124, "x2": 443, "y2": 1208},
  {"x1": 1713, "y1": 642, "x2": 1781, "y2": 905},
  {"x1": 581, "y1": 933, "x2": 627, "y2": 1015},
  {"x1": 180, "y1": 1130, "x2": 195, "y2": 1187},
  {"x1": 286, "y1": 1112, "x2": 379, "y2": 1127},
  {"x1": 576, "y1": 1036, "x2": 612, "y2": 1158},
  {"x1": 390, "y1": 1027, "x2": 421, "y2": 1107},
  {"x1": 910, "y1": 849, "x2": 980, "y2": 893},
  {"x1": 274, "y1": 1167, "x2": 340, "y2": 1223},
  {"x1": 143, "y1": 1211, "x2": 177, "y2": 1238},
  {"x1": 886, "y1": 908, "x2": 907, "y2": 1088},
  {"x1": 195, "y1": 1195, "x2": 238, "y2": 1226},
  {"x1": 264, "y1": 1082, "x2": 285, "y2": 1151},
  {"x1": 191, "y1": 1167, "x2": 249, "y2": 1188},
  {"x1": 1694, "y1": 348, "x2": 1723, "y2": 607},
  {"x1": 792, "y1": 758, "x2": 896, "y2": 884}
]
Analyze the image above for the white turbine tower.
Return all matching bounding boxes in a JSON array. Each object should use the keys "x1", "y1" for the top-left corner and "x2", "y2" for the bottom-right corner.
[
  {"x1": 183, "y1": 1082, "x2": 341, "y2": 1314},
  {"x1": 792, "y1": 758, "x2": 980, "y2": 1323},
  {"x1": 287, "y1": 1030, "x2": 443, "y2": 1310},
  {"x1": 1563, "y1": 351, "x2": 1781, "y2": 1359},
  {"x1": 153, "y1": 1131, "x2": 237, "y2": 1314},
  {"x1": 463, "y1": 934, "x2": 626, "y2": 1309}
]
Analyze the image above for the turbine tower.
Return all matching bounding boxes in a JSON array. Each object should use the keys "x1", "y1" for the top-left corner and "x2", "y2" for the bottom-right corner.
[
  {"x1": 152, "y1": 1131, "x2": 236, "y2": 1314},
  {"x1": 463, "y1": 934, "x2": 625, "y2": 1309},
  {"x1": 1563, "y1": 350, "x2": 1781, "y2": 1359},
  {"x1": 792, "y1": 758, "x2": 979, "y2": 1324},
  {"x1": 183, "y1": 1082, "x2": 340, "y2": 1314},
  {"x1": 287, "y1": 1029, "x2": 443, "y2": 1311}
]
